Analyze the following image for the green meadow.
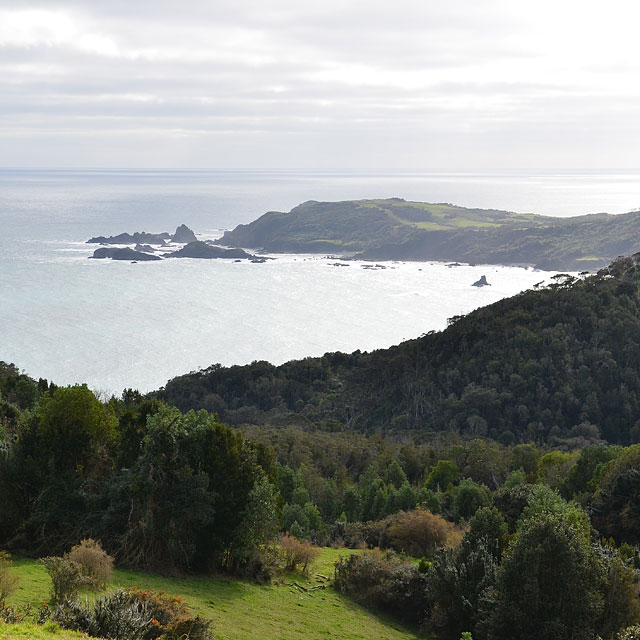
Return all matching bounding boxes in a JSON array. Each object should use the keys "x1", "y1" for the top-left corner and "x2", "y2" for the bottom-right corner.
[
  {"x1": 6, "y1": 549, "x2": 421, "y2": 640},
  {"x1": 0, "y1": 621, "x2": 97, "y2": 639}
]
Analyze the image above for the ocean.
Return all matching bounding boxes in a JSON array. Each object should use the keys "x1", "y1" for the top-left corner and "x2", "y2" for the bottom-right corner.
[{"x1": 2, "y1": 168, "x2": 640, "y2": 394}]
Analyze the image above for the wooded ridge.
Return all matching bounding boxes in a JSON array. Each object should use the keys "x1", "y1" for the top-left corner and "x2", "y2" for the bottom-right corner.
[{"x1": 159, "y1": 253, "x2": 640, "y2": 446}]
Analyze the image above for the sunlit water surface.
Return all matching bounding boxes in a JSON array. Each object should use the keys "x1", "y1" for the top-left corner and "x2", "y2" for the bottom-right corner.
[{"x1": 2, "y1": 169, "x2": 639, "y2": 393}]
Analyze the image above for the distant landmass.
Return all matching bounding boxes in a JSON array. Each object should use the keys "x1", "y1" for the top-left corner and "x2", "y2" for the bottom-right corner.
[{"x1": 220, "y1": 198, "x2": 640, "y2": 270}]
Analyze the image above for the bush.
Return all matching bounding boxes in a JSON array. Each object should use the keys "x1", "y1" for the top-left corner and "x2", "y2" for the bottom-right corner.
[
  {"x1": 52, "y1": 599, "x2": 95, "y2": 634},
  {"x1": 1, "y1": 605, "x2": 26, "y2": 624},
  {"x1": 66, "y1": 538, "x2": 114, "y2": 589},
  {"x1": 0, "y1": 551, "x2": 19, "y2": 606},
  {"x1": 385, "y1": 509, "x2": 462, "y2": 556},
  {"x1": 280, "y1": 534, "x2": 319, "y2": 575},
  {"x1": 238, "y1": 544, "x2": 280, "y2": 584},
  {"x1": 53, "y1": 588, "x2": 214, "y2": 640},
  {"x1": 330, "y1": 519, "x2": 386, "y2": 549},
  {"x1": 334, "y1": 549, "x2": 430, "y2": 624},
  {"x1": 39, "y1": 556, "x2": 93, "y2": 604},
  {"x1": 330, "y1": 509, "x2": 462, "y2": 555},
  {"x1": 618, "y1": 626, "x2": 640, "y2": 640}
]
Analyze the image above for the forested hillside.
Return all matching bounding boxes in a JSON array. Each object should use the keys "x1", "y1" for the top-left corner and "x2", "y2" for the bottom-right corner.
[
  {"x1": 160, "y1": 254, "x2": 640, "y2": 446},
  {"x1": 7, "y1": 257, "x2": 640, "y2": 639}
]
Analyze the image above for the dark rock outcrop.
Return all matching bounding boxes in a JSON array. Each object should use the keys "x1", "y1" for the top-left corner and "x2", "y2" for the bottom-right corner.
[
  {"x1": 472, "y1": 275, "x2": 490, "y2": 287},
  {"x1": 90, "y1": 247, "x2": 162, "y2": 261},
  {"x1": 167, "y1": 241, "x2": 253, "y2": 260},
  {"x1": 172, "y1": 224, "x2": 197, "y2": 243},
  {"x1": 88, "y1": 232, "x2": 170, "y2": 245},
  {"x1": 134, "y1": 244, "x2": 156, "y2": 253}
]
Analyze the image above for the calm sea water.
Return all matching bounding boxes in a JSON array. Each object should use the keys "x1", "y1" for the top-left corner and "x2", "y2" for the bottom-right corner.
[{"x1": 2, "y1": 169, "x2": 640, "y2": 394}]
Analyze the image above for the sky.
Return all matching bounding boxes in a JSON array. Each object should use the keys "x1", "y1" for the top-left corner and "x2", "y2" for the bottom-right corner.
[{"x1": 1, "y1": 0, "x2": 640, "y2": 169}]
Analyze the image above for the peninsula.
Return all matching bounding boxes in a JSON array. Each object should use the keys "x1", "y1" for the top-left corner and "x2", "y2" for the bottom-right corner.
[{"x1": 220, "y1": 198, "x2": 640, "y2": 270}]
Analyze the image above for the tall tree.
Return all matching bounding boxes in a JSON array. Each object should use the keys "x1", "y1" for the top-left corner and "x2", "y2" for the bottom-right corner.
[{"x1": 488, "y1": 513, "x2": 604, "y2": 640}]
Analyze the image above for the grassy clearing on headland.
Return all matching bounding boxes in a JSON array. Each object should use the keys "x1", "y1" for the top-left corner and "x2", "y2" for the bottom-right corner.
[{"x1": 8, "y1": 548, "x2": 421, "y2": 640}]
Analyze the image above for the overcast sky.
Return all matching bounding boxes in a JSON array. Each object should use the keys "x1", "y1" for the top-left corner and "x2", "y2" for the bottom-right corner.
[{"x1": 2, "y1": 0, "x2": 640, "y2": 169}]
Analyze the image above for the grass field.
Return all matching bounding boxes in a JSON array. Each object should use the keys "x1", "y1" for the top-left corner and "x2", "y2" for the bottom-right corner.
[
  {"x1": 7, "y1": 549, "x2": 422, "y2": 640},
  {"x1": 0, "y1": 621, "x2": 96, "y2": 639},
  {"x1": 373, "y1": 202, "x2": 521, "y2": 231}
]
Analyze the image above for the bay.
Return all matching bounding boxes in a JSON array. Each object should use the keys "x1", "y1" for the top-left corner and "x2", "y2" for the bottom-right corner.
[{"x1": 1, "y1": 168, "x2": 639, "y2": 394}]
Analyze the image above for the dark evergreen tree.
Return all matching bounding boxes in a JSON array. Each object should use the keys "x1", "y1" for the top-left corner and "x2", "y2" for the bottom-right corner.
[{"x1": 488, "y1": 513, "x2": 604, "y2": 640}]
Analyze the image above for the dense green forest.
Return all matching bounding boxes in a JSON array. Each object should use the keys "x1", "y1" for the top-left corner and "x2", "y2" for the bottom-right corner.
[
  {"x1": 219, "y1": 198, "x2": 640, "y2": 270},
  {"x1": 0, "y1": 367, "x2": 280, "y2": 576},
  {"x1": 5, "y1": 361, "x2": 640, "y2": 638},
  {"x1": 7, "y1": 254, "x2": 640, "y2": 638},
  {"x1": 159, "y1": 254, "x2": 640, "y2": 447}
]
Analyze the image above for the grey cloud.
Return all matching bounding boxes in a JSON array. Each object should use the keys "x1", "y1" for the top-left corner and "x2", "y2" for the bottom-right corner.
[{"x1": 1, "y1": 0, "x2": 639, "y2": 168}]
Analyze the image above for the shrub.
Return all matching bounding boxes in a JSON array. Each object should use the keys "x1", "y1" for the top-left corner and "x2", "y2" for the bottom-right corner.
[
  {"x1": 0, "y1": 604, "x2": 25, "y2": 624},
  {"x1": 52, "y1": 599, "x2": 96, "y2": 634},
  {"x1": 331, "y1": 509, "x2": 462, "y2": 555},
  {"x1": 130, "y1": 588, "x2": 213, "y2": 640},
  {"x1": 280, "y1": 534, "x2": 319, "y2": 575},
  {"x1": 53, "y1": 588, "x2": 214, "y2": 640},
  {"x1": 385, "y1": 509, "x2": 462, "y2": 556},
  {"x1": 0, "y1": 551, "x2": 19, "y2": 606},
  {"x1": 418, "y1": 557, "x2": 431, "y2": 573},
  {"x1": 330, "y1": 519, "x2": 386, "y2": 549},
  {"x1": 66, "y1": 538, "x2": 114, "y2": 589},
  {"x1": 334, "y1": 549, "x2": 430, "y2": 624},
  {"x1": 39, "y1": 556, "x2": 93, "y2": 604},
  {"x1": 619, "y1": 626, "x2": 640, "y2": 640},
  {"x1": 238, "y1": 544, "x2": 280, "y2": 584}
]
